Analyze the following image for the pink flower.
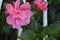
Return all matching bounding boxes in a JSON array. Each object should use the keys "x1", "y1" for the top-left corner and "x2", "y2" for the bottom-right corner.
[
  {"x1": 20, "y1": 2, "x2": 31, "y2": 10},
  {"x1": 34, "y1": 0, "x2": 48, "y2": 11},
  {"x1": 5, "y1": 0, "x2": 33, "y2": 29}
]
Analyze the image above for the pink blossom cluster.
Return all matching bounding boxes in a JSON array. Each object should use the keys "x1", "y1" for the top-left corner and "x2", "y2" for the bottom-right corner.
[
  {"x1": 5, "y1": 0, "x2": 33, "y2": 29},
  {"x1": 34, "y1": 0, "x2": 48, "y2": 11}
]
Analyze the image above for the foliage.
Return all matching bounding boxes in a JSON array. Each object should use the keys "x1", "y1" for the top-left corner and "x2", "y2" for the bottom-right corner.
[{"x1": 0, "y1": 0, "x2": 60, "y2": 40}]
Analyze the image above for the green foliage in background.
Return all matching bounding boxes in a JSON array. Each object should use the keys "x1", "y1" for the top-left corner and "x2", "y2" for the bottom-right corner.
[{"x1": 0, "y1": 0, "x2": 60, "y2": 40}]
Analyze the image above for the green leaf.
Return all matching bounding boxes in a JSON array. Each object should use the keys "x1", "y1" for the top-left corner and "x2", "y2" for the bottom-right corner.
[
  {"x1": 45, "y1": 36, "x2": 56, "y2": 40},
  {"x1": 42, "y1": 21, "x2": 60, "y2": 37},
  {"x1": 48, "y1": 0, "x2": 60, "y2": 4},
  {"x1": 34, "y1": 21, "x2": 43, "y2": 33},
  {"x1": 42, "y1": 27, "x2": 49, "y2": 37},
  {"x1": 21, "y1": 30, "x2": 36, "y2": 40}
]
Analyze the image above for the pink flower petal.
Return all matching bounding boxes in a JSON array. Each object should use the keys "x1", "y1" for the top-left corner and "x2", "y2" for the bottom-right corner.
[
  {"x1": 25, "y1": 18, "x2": 30, "y2": 25},
  {"x1": 6, "y1": 15, "x2": 14, "y2": 24},
  {"x1": 16, "y1": 19, "x2": 25, "y2": 26},
  {"x1": 12, "y1": 19, "x2": 23, "y2": 29},
  {"x1": 34, "y1": 0, "x2": 48, "y2": 11},
  {"x1": 12, "y1": 22, "x2": 20, "y2": 29},
  {"x1": 6, "y1": 4, "x2": 15, "y2": 14},
  {"x1": 25, "y1": 10, "x2": 33, "y2": 18},
  {"x1": 14, "y1": 0, "x2": 20, "y2": 9},
  {"x1": 20, "y1": 2, "x2": 31, "y2": 10},
  {"x1": 19, "y1": 11, "x2": 26, "y2": 20},
  {"x1": 16, "y1": 19, "x2": 21, "y2": 25}
]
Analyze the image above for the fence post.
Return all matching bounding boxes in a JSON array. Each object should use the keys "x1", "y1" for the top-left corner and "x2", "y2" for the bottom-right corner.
[
  {"x1": 43, "y1": 0, "x2": 48, "y2": 40},
  {"x1": 0, "y1": 0, "x2": 3, "y2": 11},
  {"x1": 17, "y1": 27, "x2": 23, "y2": 40}
]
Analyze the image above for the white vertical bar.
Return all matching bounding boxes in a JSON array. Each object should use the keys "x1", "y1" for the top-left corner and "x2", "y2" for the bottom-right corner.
[
  {"x1": 0, "y1": 0, "x2": 3, "y2": 10},
  {"x1": 44, "y1": 0, "x2": 47, "y2": 2},
  {"x1": 23, "y1": 0, "x2": 26, "y2": 3},
  {"x1": 43, "y1": 10, "x2": 48, "y2": 40},
  {"x1": 43, "y1": 0, "x2": 48, "y2": 40},
  {"x1": 18, "y1": 27, "x2": 23, "y2": 37},
  {"x1": 43, "y1": 10, "x2": 48, "y2": 27},
  {"x1": 17, "y1": 27, "x2": 23, "y2": 40}
]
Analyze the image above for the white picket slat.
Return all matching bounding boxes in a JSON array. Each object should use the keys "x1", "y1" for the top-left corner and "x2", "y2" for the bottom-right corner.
[
  {"x1": 0, "y1": 0, "x2": 3, "y2": 10},
  {"x1": 43, "y1": 0, "x2": 48, "y2": 40}
]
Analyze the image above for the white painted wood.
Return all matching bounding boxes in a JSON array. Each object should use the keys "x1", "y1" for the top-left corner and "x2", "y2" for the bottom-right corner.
[
  {"x1": 43, "y1": 0, "x2": 48, "y2": 40},
  {"x1": 43, "y1": 10, "x2": 48, "y2": 40},
  {"x1": 23, "y1": 0, "x2": 26, "y2": 3},
  {"x1": 18, "y1": 27, "x2": 23, "y2": 37},
  {"x1": 0, "y1": 0, "x2": 3, "y2": 10},
  {"x1": 43, "y1": 10, "x2": 48, "y2": 27},
  {"x1": 17, "y1": 39, "x2": 21, "y2": 40},
  {"x1": 17, "y1": 27, "x2": 23, "y2": 40},
  {"x1": 44, "y1": 0, "x2": 47, "y2": 2}
]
